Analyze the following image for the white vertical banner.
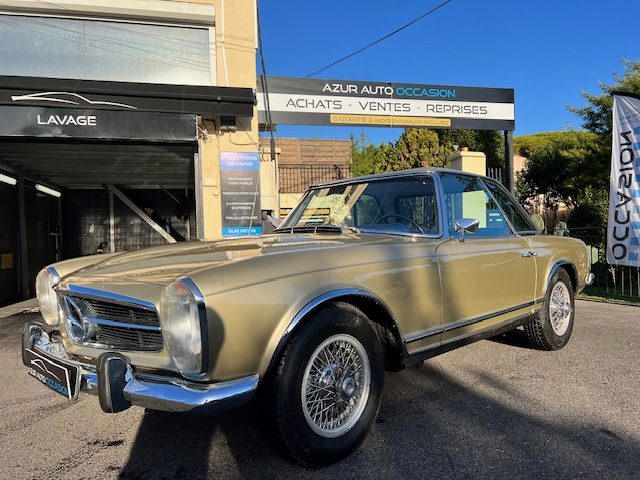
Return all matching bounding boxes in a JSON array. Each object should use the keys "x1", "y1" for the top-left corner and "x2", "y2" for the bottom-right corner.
[{"x1": 607, "y1": 94, "x2": 640, "y2": 266}]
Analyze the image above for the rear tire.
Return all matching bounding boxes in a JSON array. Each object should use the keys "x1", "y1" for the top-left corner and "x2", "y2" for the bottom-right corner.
[
  {"x1": 263, "y1": 302, "x2": 384, "y2": 466},
  {"x1": 525, "y1": 268, "x2": 575, "y2": 350}
]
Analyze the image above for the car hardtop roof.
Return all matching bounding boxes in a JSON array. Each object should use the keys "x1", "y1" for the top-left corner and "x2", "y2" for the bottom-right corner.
[{"x1": 309, "y1": 167, "x2": 498, "y2": 189}]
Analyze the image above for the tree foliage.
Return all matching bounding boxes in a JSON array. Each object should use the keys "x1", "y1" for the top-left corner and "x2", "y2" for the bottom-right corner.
[
  {"x1": 516, "y1": 59, "x2": 640, "y2": 231},
  {"x1": 515, "y1": 130, "x2": 602, "y2": 208},
  {"x1": 568, "y1": 59, "x2": 640, "y2": 136},
  {"x1": 350, "y1": 128, "x2": 503, "y2": 176}
]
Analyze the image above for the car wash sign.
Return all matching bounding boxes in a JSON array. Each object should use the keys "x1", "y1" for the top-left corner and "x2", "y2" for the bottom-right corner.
[
  {"x1": 607, "y1": 93, "x2": 640, "y2": 266},
  {"x1": 257, "y1": 76, "x2": 514, "y2": 130},
  {"x1": 220, "y1": 152, "x2": 262, "y2": 237}
]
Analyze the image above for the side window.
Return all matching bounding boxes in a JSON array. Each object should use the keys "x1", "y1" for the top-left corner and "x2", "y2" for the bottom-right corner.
[
  {"x1": 439, "y1": 173, "x2": 511, "y2": 237},
  {"x1": 483, "y1": 180, "x2": 539, "y2": 234}
]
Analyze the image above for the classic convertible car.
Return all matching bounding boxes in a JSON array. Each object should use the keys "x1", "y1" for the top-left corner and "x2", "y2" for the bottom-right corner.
[{"x1": 24, "y1": 168, "x2": 593, "y2": 465}]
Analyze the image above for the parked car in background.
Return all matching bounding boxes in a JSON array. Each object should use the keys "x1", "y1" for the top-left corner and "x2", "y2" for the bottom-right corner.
[{"x1": 24, "y1": 168, "x2": 593, "y2": 465}]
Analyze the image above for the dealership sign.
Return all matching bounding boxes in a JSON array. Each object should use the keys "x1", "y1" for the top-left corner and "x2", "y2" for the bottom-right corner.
[
  {"x1": 607, "y1": 93, "x2": 640, "y2": 266},
  {"x1": 220, "y1": 152, "x2": 262, "y2": 237},
  {"x1": 258, "y1": 76, "x2": 514, "y2": 130}
]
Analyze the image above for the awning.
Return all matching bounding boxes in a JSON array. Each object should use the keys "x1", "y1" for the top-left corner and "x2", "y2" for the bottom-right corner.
[{"x1": 0, "y1": 75, "x2": 255, "y2": 118}]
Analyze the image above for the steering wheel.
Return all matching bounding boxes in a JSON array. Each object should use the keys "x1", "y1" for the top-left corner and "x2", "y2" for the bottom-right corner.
[{"x1": 373, "y1": 214, "x2": 425, "y2": 234}]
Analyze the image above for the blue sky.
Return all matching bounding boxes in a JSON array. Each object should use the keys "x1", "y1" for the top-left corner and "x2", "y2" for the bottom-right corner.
[{"x1": 258, "y1": 0, "x2": 640, "y2": 145}]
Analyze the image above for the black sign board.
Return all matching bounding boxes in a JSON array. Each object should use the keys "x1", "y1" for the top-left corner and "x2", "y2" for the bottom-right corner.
[
  {"x1": 220, "y1": 152, "x2": 262, "y2": 237},
  {"x1": 0, "y1": 75, "x2": 255, "y2": 118},
  {"x1": 0, "y1": 106, "x2": 196, "y2": 141},
  {"x1": 258, "y1": 76, "x2": 515, "y2": 130}
]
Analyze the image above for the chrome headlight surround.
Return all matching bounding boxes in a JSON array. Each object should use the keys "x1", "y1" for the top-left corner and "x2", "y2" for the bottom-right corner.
[
  {"x1": 159, "y1": 277, "x2": 208, "y2": 379},
  {"x1": 35, "y1": 266, "x2": 61, "y2": 327}
]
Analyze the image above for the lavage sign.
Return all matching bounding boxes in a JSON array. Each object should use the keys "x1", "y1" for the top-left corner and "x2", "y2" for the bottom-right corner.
[
  {"x1": 607, "y1": 93, "x2": 640, "y2": 266},
  {"x1": 37, "y1": 114, "x2": 97, "y2": 126}
]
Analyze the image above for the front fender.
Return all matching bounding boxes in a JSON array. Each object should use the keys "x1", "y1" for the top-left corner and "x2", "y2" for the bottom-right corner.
[{"x1": 256, "y1": 287, "x2": 399, "y2": 379}]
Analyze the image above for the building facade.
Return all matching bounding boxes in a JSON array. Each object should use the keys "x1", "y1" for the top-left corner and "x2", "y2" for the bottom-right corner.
[{"x1": 0, "y1": 0, "x2": 260, "y2": 304}]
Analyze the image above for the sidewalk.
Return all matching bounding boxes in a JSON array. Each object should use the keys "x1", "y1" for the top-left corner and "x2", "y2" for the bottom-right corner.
[{"x1": 0, "y1": 298, "x2": 38, "y2": 318}]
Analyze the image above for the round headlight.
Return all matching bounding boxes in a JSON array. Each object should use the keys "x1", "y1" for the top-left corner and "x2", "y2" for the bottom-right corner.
[
  {"x1": 35, "y1": 267, "x2": 61, "y2": 327},
  {"x1": 159, "y1": 279, "x2": 207, "y2": 377}
]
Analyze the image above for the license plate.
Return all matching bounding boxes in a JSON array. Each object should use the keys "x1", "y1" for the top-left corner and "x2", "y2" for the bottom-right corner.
[{"x1": 24, "y1": 347, "x2": 80, "y2": 400}]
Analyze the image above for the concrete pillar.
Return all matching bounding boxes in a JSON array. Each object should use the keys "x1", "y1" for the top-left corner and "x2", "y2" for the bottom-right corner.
[
  {"x1": 197, "y1": 0, "x2": 259, "y2": 240},
  {"x1": 447, "y1": 149, "x2": 488, "y2": 226},
  {"x1": 447, "y1": 148, "x2": 487, "y2": 176}
]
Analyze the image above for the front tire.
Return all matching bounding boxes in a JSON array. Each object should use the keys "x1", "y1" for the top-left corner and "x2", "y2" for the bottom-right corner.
[
  {"x1": 525, "y1": 268, "x2": 575, "y2": 350},
  {"x1": 264, "y1": 302, "x2": 384, "y2": 466}
]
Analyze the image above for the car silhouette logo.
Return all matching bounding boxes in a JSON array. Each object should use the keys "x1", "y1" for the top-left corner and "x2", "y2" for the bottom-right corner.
[
  {"x1": 30, "y1": 358, "x2": 62, "y2": 382},
  {"x1": 11, "y1": 92, "x2": 137, "y2": 110}
]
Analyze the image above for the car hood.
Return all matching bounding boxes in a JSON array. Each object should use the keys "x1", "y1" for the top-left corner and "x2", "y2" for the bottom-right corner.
[{"x1": 63, "y1": 232, "x2": 407, "y2": 287}]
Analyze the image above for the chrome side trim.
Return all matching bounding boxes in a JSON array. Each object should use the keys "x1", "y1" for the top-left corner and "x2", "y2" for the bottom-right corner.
[
  {"x1": 404, "y1": 326, "x2": 441, "y2": 344},
  {"x1": 405, "y1": 299, "x2": 539, "y2": 345},
  {"x1": 58, "y1": 284, "x2": 157, "y2": 311},
  {"x1": 408, "y1": 308, "x2": 542, "y2": 356},
  {"x1": 443, "y1": 300, "x2": 538, "y2": 333}
]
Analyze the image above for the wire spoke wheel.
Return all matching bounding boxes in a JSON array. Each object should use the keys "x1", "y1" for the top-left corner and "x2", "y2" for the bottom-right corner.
[
  {"x1": 549, "y1": 282, "x2": 572, "y2": 336},
  {"x1": 301, "y1": 334, "x2": 371, "y2": 438}
]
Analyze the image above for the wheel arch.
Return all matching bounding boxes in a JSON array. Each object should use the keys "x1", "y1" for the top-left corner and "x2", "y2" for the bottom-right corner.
[
  {"x1": 546, "y1": 259, "x2": 578, "y2": 295},
  {"x1": 260, "y1": 289, "x2": 407, "y2": 383}
]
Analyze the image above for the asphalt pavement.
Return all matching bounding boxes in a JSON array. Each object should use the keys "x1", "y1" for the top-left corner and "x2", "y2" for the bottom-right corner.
[{"x1": 0, "y1": 300, "x2": 638, "y2": 480}]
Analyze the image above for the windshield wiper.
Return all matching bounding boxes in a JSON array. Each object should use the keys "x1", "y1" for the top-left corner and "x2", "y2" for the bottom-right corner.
[{"x1": 274, "y1": 225, "x2": 347, "y2": 234}]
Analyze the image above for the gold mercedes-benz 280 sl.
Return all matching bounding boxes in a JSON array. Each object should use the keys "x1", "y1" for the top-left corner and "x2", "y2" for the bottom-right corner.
[{"x1": 24, "y1": 168, "x2": 593, "y2": 465}]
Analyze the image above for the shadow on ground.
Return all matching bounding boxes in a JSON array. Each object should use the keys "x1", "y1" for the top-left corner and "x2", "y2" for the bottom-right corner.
[{"x1": 119, "y1": 362, "x2": 640, "y2": 480}]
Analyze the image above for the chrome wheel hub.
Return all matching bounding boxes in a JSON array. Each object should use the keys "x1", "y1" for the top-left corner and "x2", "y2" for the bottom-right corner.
[
  {"x1": 549, "y1": 282, "x2": 572, "y2": 336},
  {"x1": 301, "y1": 334, "x2": 371, "y2": 438}
]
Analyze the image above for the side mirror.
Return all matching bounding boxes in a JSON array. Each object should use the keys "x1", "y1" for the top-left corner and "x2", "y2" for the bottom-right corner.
[{"x1": 454, "y1": 218, "x2": 479, "y2": 242}]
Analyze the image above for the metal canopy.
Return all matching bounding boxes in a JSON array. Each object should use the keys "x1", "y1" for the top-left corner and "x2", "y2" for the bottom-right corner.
[
  {"x1": 0, "y1": 141, "x2": 195, "y2": 189},
  {"x1": 0, "y1": 75, "x2": 255, "y2": 118}
]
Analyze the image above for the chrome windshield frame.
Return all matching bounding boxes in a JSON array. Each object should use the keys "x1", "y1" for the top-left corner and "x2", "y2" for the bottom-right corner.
[{"x1": 281, "y1": 172, "x2": 444, "y2": 240}]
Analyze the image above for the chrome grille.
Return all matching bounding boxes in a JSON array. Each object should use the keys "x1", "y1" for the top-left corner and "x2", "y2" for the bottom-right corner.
[
  {"x1": 61, "y1": 294, "x2": 163, "y2": 352},
  {"x1": 80, "y1": 297, "x2": 159, "y2": 327},
  {"x1": 95, "y1": 325, "x2": 163, "y2": 351}
]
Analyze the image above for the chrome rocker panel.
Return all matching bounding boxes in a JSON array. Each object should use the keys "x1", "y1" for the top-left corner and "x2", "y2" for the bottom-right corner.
[{"x1": 23, "y1": 322, "x2": 258, "y2": 415}]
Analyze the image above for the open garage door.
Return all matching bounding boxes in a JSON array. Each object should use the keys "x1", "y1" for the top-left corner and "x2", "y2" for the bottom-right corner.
[{"x1": 0, "y1": 139, "x2": 197, "y2": 302}]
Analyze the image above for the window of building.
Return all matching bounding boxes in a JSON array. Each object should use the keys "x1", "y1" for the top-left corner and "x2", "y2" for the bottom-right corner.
[{"x1": 0, "y1": 14, "x2": 214, "y2": 85}]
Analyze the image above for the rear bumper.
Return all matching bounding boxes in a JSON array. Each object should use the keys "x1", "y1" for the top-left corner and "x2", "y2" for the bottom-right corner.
[{"x1": 22, "y1": 322, "x2": 258, "y2": 415}]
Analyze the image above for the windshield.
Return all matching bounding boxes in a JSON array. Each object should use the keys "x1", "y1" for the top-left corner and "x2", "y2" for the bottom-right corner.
[{"x1": 280, "y1": 175, "x2": 439, "y2": 235}]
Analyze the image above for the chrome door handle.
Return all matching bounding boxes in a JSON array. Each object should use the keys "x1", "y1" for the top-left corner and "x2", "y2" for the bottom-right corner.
[{"x1": 521, "y1": 250, "x2": 537, "y2": 258}]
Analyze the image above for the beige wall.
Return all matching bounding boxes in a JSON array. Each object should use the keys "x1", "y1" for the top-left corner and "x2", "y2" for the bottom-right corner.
[{"x1": 196, "y1": 0, "x2": 259, "y2": 240}]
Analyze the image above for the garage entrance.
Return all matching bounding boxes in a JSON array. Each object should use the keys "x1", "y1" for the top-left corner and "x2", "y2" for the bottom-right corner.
[{"x1": 0, "y1": 140, "x2": 198, "y2": 305}]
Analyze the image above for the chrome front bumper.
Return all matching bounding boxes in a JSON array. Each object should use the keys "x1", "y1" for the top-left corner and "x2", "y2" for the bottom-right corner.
[{"x1": 22, "y1": 322, "x2": 259, "y2": 415}]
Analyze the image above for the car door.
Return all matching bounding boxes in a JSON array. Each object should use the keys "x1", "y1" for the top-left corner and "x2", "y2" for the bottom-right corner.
[{"x1": 435, "y1": 173, "x2": 536, "y2": 344}]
